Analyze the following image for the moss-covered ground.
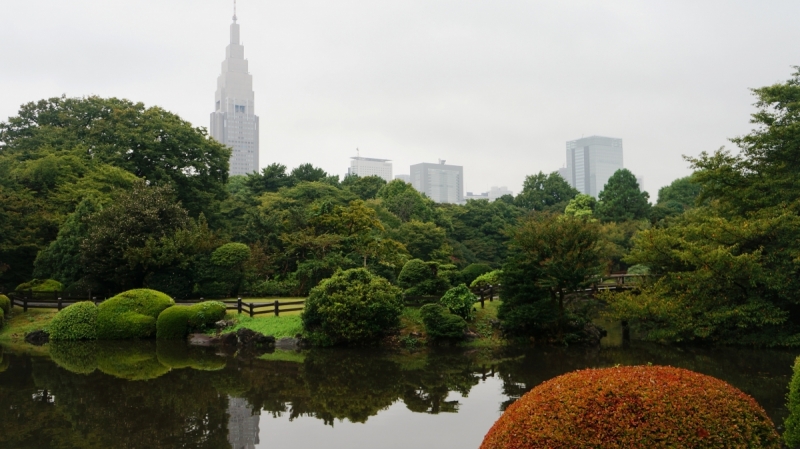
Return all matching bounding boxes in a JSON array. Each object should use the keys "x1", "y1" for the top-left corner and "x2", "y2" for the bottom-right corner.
[{"x1": 0, "y1": 308, "x2": 57, "y2": 344}]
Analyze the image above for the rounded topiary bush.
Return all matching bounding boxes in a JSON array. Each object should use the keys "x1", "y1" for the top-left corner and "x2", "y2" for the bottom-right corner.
[
  {"x1": 15, "y1": 278, "x2": 63, "y2": 292},
  {"x1": 480, "y1": 365, "x2": 781, "y2": 449},
  {"x1": 302, "y1": 268, "x2": 404, "y2": 346},
  {"x1": 0, "y1": 294, "x2": 10, "y2": 314},
  {"x1": 470, "y1": 269, "x2": 502, "y2": 289},
  {"x1": 156, "y1": 301, "x2": 227, "y2": 340},
  {"x1": 48, "y1": 301, "x2": 98, "y2": 341},
  {"x1": 419, "y1": 303, "x2": 466, "y2": 340},
  {"x1": 460, "y1": 263, "x2": 492, "y2": 286},
  {"x1": 439, "y1": 284, "x2": 477, "y2": 320},
  {"x1": 96, "y1": 289, "x2": 174, "y2": 340}
]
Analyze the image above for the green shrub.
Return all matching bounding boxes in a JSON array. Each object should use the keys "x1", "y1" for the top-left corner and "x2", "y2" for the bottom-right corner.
[
  {"x1": 302, "y1": 268, "x2": 404, "y2": 346},
  {"x1": 48, "y1": 301, "x2": 98, "y2": 341},
  {"x1": 419, "y1": 303, "x2": 466, "y2": 340},
  {"x1": 460, "y1": 263, "x2": 492, "y2": 286},
  {"x1": 0, "y1": 294, "x2": 10, "y2": 314},
  {"x1": 785, "y1": 356, "x2": 800, "y2": 447},
  {"x1": 440, "y1": 284, "x2": 477, "y2": 320},
  {"x1": 480, "y1": 366, "x2": 780, "y2": 448},
  {"x1": 96, "y1": 289, "x2": 174, "y2": 340},
  {"x1": 470, "y1": 269, "x2": 502, "y2": 288},
  {"x1": 397, "y1": 259, "x2": 450, "y2": 296},
  {"x1": 50, "y1": 341, "x2": 98, "y2": 374},
  {"x1": 15, "y1": 279, "x2": 63, "y2": 292},
  {"x1": 156, "y1": 301, "x2": 227, "y2": 340}
]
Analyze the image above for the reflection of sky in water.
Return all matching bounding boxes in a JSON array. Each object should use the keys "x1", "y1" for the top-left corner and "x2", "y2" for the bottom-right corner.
[{"x1": 250, "y1": 377, "x2": 504, "y2": 449}]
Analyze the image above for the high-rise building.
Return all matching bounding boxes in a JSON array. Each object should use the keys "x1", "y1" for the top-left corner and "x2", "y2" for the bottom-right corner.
[
  {"x1": 347, "y1": 157, "x2": 393, "y2": 183},
  {"x1": 564, "y1": 136, "x2": 623, "y2": 197},
  {"x1": 394, "y1": 174, "x2": 411, "y2": 183},
  {"x1": 210, "y1": 10, "x2": 260, "y2": 177},
  {"x1": 410, "y1": 160, "x2": 464, "y2": 204}
]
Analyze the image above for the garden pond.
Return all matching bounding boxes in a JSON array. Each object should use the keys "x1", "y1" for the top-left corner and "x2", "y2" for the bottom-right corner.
[{"x1": 0, "y1": 334, "x2": 796, "y2": 448}]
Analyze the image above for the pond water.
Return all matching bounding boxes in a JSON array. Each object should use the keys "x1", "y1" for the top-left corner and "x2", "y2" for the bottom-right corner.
[{"x1": 0, "y1": 338, "x2": 795, "y2": 449}]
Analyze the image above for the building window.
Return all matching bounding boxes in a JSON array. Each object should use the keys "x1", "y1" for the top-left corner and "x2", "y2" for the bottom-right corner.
[{"x1": 235, "y1": 105, "x2": 246, "y2": 114}]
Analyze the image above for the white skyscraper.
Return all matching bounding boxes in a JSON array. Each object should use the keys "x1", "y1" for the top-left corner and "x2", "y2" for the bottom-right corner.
[
  {"x1": 564, "y1": 136, "x2": 623, "y2": 197},
  {"x1": 410, "y1": 160, "x2": 464, "y2": 204},
  {"x1": 210, "y1": 9, "x2": 260, "y2": 176},
  {"x1": 347, "y1": 156, "x2": 393, "y2": 183}
]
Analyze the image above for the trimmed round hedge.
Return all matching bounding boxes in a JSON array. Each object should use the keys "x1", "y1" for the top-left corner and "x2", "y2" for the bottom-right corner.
[
  {"x1": 420, "y1": 303, "x2": 466, "y2": 340},
  {"x1": 480, "y1": 365, "x2": 781, "y2": 449},
  {"x1": 15, "y1": 278, "x2": 63, "y2": 292},
  {"x1": 49, "y1": 301, "x2": 98, "y2": 341},
  {"x1": 0, "y1": 294, "x2": 10, "y2": 314},
  {"x1": 302, "y1": 268, "x2": 404, "y2": 346},
  {"x1": 156, "y1": 301, "x2": 227, "y2": 340},
  {"x1": 96, "y1": 289, "x2": 174, "y2": 340}
]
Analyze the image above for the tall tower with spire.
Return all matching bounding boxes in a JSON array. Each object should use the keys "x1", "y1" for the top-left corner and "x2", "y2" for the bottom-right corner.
[{"x1": 210, "y1": 3, "x2": 260, "y2": 176}]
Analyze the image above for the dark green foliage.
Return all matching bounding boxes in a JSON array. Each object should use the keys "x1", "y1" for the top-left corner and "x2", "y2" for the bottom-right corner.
[
  {"x1": 0, "y1": 96, "x2": 230, "y2": 220},
  {"x1": 0, "y1": 294, "x2": 9, "y2": 314},
  {"x1": 49, "y1": 341, "x2": 98, "y2": 374},
  {"x1": 0, "y1": 307, "x2": 3, "y2": 329},
  {"x1": 397, "y1": 259, "x2": 450, "y2": 296},
  {"x1": 446, "y1": 199, "x2": 522, "y2": 267},
  {"x1": 514, "y1": 171, "x2": 578, "y2": 212},
  {"x1": 48, "y1": 301, "x2": 98, "y2": 341},
  {"x1": 657, "y1": 176, "x2": 701, "y2": 208},
  {"x1": 156, "y1": 301, "x2": 227, "y2": 340},
  {"x1": 302, "y1": 268, "x2": 404, "y2": 346},
  {"x1": 785, "y1": 357, "x2": 800, "y2": 447},
  {"x1": 470, "y1": 269, "x2": 502, "y2": 288},
  {"x1": 500, "y1": 214, "x2": 604, "y2": 340},
  {"x1": 439, "y1": 284, "x2": 477, "y2": 320},
  {"x1": 290, "y1": 163, "x2": 329, "y2": 184},
  {"x1": 211, "y1": 243, "x2": 250, "y2": 267},
  {"x1": 391, "y1": 220, "x2": 446, "y2": 260},
  {"x1": 245, "y1": 163, "x2": 292, "y2": 195},
  {"x1": 460, "y1": 263, "x2": 492, "y2": 286},
  {"x1": 15, "y1": 278, "x2": 63, "y2": 292},
  {"x1": 419, "y1": 303, "x2": 466, "y2": 340},
  {"x1": 595, "y1": 169, "x2": 651, "y2": 222},
  {"x1": 96, "y1": 289, "x2": 174, "y2": 340},
  {"x1": 341, "y1": 175, "x2": 387, "y2": 200},
  {"x1": 377, "y1": 179, "x2": 437, "y2": 222}
]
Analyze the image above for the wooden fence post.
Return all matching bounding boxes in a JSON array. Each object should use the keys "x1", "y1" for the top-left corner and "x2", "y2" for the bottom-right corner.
[
  {"x1": 23, "y1": 298, "x2": 28, "y2": 313},
  {"x1": 274, "y1": 300, "x2": 280, "y2": 317},
  {"x1": 237, "y1": 297, "x2": 242, "y2": 315},
  {"x1": 57, "y1": 296, "x2": 62, "y2": 311},
  {"x1": 480, "y1": 294, "x2": 485, "y2": 309},
  {"x1": 249, "y1": 302, "x2": 254, "y2": 318},
  {"x1": 489, "y1": 285, "x2": 494, "y2": 302}
]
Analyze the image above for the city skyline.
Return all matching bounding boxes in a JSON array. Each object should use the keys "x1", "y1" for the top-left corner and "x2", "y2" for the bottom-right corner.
[{"x1": 2, "y1": 1, "x2": 800, "y2": 196}]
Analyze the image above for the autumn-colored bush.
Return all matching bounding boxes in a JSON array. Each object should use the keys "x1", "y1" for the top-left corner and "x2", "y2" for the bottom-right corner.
[{"x1": 480, "y1": 365, "x2": 780, "y2": 449}]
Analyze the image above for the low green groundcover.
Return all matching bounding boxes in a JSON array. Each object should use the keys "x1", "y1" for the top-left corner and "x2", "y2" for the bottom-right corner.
[
  {"x1": 156, "y1": 301, "x2": 227, "y2": 340},
  {"x1": 15, "y1": 279, "x2": 63, "y2": 292},
  {"x1": 96, "y1": 289, "x2": 174, "y2": 340}
]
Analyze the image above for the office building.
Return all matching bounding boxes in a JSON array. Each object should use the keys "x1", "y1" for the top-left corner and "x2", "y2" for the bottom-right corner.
[
  {"x1": 465, "y1": 186, "x2": 513, "y2": 202},
  {"x1": 564, "y1": 136, "x2": 623, "y2": 197},
  {"x1": 410, "y1": 160, "x2": 464, "y2": 204},
  {"x1": 347, "y1": 157, "x2": 393, "y2": 183},
  {"x1": 210, "y1": 10, "x2": 260, "y2": 176},
  {"x1": 394, "y1": 174, "x2": 411, "y2": 183},
  {"x1": 465, "y1": 191, "x2": 490, "y2": 201}
]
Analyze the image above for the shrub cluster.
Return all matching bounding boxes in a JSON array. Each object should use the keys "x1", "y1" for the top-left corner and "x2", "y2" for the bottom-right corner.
[
  {"x1": 470, "y1": 270, "x2": 502, "y2": 289},
  {"x1": 480, "y1": 365, "x2": 780, "y2": 449},
  {"x1": 96, "y1": 289, "x2": 174, "y2": 339},
  {"x1": 48, "y1": 301, "x2": 98, "y2": 341},
  {"x1": 419, "y1": 303, "x2": 466, "y2": 340},
  {"x1": 302, "y1": 268, "x2": 403, "y2": 346},
  {"x1": 397, "y1": 259, "x2": 449, "y2": 297},
  {"x1": 439, "y1": 284, "x2": 476, "y2": 320},
  {"x1": 15, "y1": 279, "x2": 63, "y2": 292},
  {"x1": 0, "y1": 294, "x2": 10, "y2": 314},
  {"x1": 784, "y1": 356, "x2": 800, "y2": 447},
  {"x1": 156, "y1": 301, "x2": 227, "y2": 340},
  {"x1": 459, "y1": 263, "x2": 492, "y2": 286}
]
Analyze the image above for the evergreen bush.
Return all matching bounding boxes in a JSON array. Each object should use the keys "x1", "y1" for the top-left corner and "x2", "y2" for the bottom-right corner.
[
  {"x1": 49, "y1": 301, "x2": 98, "y2": 341},
  {"x1": 156, "y1": 301, "x2": 227, "y2": 340},
  {"x1": 302, "y1": 268, "x2": 403, "y2": 346},
  {"x1": 397, "y1": 259, "x2": 450, "y2": 297},
  {"x1": 480, "y1": 365, "x2": 780, "y2": 448},
  {"x1": 15, "y1": 278, "x2": 63, "y2": 292},
  {"x1": 0, "y1": 294, "x2": 10, "y2": 314},
  {"x1": 419, "y1": 303, "x2": 466, "y2": 340},
  {"x1": 460, "y1": 263, "x2": 492, "y2": 286},
  {"x1": 470, "y1": 270, "x2": 502, "y2": 289},
  {"x1": 439, "y1": 284, "x2": 477, "y2": 320},
  {"x1": 784, "y1": 356, "x2": 800, "y2": 447},
  {"x1": 96, "y1": 289, "x2": 174, "y2": 340}
]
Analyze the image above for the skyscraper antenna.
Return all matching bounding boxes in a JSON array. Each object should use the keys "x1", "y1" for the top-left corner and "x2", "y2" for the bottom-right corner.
[{"x1": 233, "y1": 0, "x2": 237, "y2": 22}]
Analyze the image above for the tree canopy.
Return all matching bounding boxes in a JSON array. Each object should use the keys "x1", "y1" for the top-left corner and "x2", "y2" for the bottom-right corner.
[{"x1": 595, "y1": 169, "x2": 650, "y2": 222}]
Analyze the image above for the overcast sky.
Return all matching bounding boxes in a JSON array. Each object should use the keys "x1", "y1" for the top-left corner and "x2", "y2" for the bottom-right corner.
[{"x1": 2, "y1": 1, "x2": 799, "y2": 197}]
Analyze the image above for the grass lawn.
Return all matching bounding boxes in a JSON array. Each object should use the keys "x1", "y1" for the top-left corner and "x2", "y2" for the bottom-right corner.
[
  {"x1": 0, "y1": 308, "x2": 56, "y2": 344},
  {"x1": 222, "y1": 314, "x2": 304, "y2": 339}
]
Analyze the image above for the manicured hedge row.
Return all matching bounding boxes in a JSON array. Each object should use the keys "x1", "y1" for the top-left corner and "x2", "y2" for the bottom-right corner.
[
  {"x1": 96, "y1": 289, "x2": 174, "y2": 339},
  {"x1": 156, "y1": 301, "x2": 227, "y2": 340},
  {"x1": 480, "y1": 365, "x2": 780, "y2": 448}
]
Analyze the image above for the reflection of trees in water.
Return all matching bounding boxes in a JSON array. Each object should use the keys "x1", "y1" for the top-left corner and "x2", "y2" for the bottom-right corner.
[{"x1": 495, "y1": 342, "x2": 795, "y2": 423}]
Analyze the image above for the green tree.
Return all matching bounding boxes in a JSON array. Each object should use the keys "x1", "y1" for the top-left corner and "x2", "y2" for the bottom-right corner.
[
  {"x1": 390, "y1": 220, "x2": 447, "y2": 261},
  {"x1": 500, "y1": 213, "x2": 604, "y2": 341},
  {"x1": 376, "y1": 179, "x2": 436, "y2": 222},
  {"x1": 514, "y1": 171, "x2": 578, "y2": 212},
  {"x1": 341, "y1": 175, "x2": 387, "y2": 200},
  {"x1": 0, "y1": 96, "x2": 230, "y2": 220},
  {"x1": 245, "y1": 163, "x2": 293, "y2": 195},
  {"x1": 564, "y1": 194, "x2": 596, "y2": 218},
  {"x1": 290, "y1": 163, "x2": 329, "y2": 184},
  {"x1": 595, "y1": 169, "x2": 650, "y2": 222},
  {"x1": 657, "y1": 176, "x2": 701, "y2": 208}
]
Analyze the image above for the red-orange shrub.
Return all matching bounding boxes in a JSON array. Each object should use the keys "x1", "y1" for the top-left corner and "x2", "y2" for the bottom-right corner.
[{"x1": 480, "y1": 365, "x2": 780, "y2": 449}]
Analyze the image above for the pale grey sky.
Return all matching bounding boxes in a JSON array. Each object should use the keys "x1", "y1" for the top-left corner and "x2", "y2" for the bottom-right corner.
[{"x1": 2, "y1": 1, "x2": 799, "y2": 197}]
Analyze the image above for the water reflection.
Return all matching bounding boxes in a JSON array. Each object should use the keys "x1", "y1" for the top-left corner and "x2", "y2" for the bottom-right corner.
[{"x1": 0, "y1": 340, "x2": 794, "y2": 448}]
